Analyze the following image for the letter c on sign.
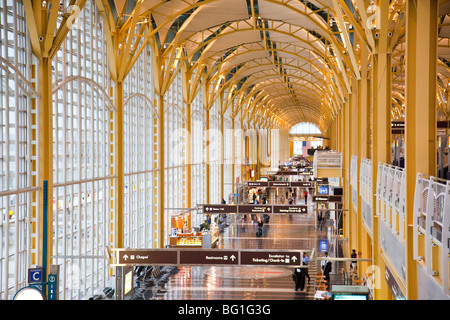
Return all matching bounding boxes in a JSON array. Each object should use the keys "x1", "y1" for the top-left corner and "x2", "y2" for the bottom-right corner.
[{"x1": 32, "y1": 271, "x2": 40, "y2": 281}]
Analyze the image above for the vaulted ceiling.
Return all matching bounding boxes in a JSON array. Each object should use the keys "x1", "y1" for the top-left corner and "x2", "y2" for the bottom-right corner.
[{"x1": 96, "y1": 0, "x2": 450, "y2": 131}]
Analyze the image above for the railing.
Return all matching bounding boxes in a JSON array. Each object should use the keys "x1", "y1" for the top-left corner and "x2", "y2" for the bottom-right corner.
[
  {"x1": 376, "y1": 162, "x2": 408, "y2": 282},
  {"x1": 376, "y1": 163, "x2": 406, "y2": 243},
  {"x1": 359, "y1": 158, "x2": 373, "y2": 234},
  {"x1": 413, "y1": 174, "x2": 450, "y2": 295},
  {"x1": 313, "y1": 150, "x2": 342, "y2": 177}
]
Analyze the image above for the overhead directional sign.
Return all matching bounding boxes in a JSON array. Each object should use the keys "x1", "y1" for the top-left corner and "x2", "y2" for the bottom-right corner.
[
  {"x1": 245, "y1": 181, "x2": 315, "y2": 188},
  {"x1": 199, "y1": 204, "x2": 308, "y2": 214},
  {"x1": 203, "y1": 204, "x2": 237, "y2": 214},
  {"x1": 179, "y1": 250, "x2": 239, "y2": 265},
  {"x1": 247, "y1": 181, "x2": 269, "y2": 187},
  {"x1": 117, "y1": 249, "x2": 178, "y2": 265},
  {"x1": 240, "y1": 251, "x2": 302, "y2": 266},
  {"x1": 290, "y1": 181, "x2": 314, "y2": 187},
  {"x1": 313, "y1": 195, "x2": 342, "y2": 203},
  {"x1": 112, "y1": 249, "x2": 308, "y2": 267},
  {"x1": 269, "y1": 181, "x2": 290, "y2": 187},
  {"x1": 273, "y1": 205, "x2": 307, "y2": 214},
  {"x1": 238, "y1": 205, "x2": 272, "y2": 214}
]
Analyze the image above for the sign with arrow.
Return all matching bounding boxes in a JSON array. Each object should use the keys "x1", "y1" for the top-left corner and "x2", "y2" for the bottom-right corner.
[
  {"x1": 203, "y1": 204, "x2": 238, "y2": 214},
  {"x1": 273, "y1": 205, "x2": 307, "y2": 214},
  {"x1": 113, "y1": 249, "x2": 306, "y2": 267},
  {"x1": 240, "y1": 251, "x2": 302, "y2": 266},
  {"x1": 238, "y1": 205, "x2": 272, "y2": 214},
  {"x1": 117, "y1": 249, "x2": 178, "y2": 265},
  {"x1": 179, "y1": 250, "x2": 239, "y2": 265}
]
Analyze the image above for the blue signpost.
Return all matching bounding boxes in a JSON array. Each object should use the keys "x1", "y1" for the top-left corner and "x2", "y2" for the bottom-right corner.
[{"x1": 48, "y1": 273, "x2": 58, "y2": 300}]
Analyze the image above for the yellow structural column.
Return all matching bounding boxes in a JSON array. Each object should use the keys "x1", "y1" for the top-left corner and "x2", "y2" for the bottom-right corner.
[
  {"x1": 358, "y1": 42, "x2": 370, "y2": 278},
  {"x1": 231, "y1": 117, "x2": 236, "y2": 195},
  {"x1": 220, "y1": 111, "x2": 225, "y2": 201},
  {"x1": 344, "y1": 96, "x2": 351, "y2": 241},
  {"x1": 158, "y1": 93, "x2": 165, "y2": 248},
  {"x1": 186, "y1": 101, "x2": 192, "y2": 226},
  {"x1": 405, "y1": 0, "x2": 438, "y2": 300},
  {"x1": 205, "y1": 106, "x2": 211, "y2": 203},
  {"x1": 23, "y1": 0, "x2": 87, "y2": 281},
  {"x1": 37, "y1": 57, "x2": 53, "y2": 276},
  {"x1": 350, "y1": 75, "x2": 358, "y2": 253},
  {"x1": 115, "y1": 81, "x2": 125, "y2": 248},
  {"x1": 371, "y1": 0, "x2": 391, "y2": 300}
]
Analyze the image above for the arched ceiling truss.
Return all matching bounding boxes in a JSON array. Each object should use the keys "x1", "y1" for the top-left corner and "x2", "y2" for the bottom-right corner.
[{"x1": 96, "y1": 0, "x2": 450, "y2": 130}]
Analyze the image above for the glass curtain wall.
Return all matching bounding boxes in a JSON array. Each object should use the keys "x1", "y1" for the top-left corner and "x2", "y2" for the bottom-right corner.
[
  {"x1": 209, "y1": 100, "x2": 220, "y2": 204},
  {"x1": 51, "y1": 0, "x2": 115, "y2": 300},
  {"x1": 223, "y1": 107, "x2": 233, "y2": 203},
  {"x1": 0, "y1": 0, "x2": 253, "y2": 299},
  {"x1": 191, "y1": 89, "x2": 206, "y2": 228},
  {"x1": 123, "y1": 43, "x2": 157, "y2": 249},
  {"x1": 0, "y1": 0, "x2": 37, "y2": 300},
  {"x1": 164, "y1": 72, "x2": 186, "y2": 246}
]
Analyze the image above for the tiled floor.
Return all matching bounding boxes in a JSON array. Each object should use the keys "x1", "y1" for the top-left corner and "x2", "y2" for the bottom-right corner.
[{"x1": 135, "y1": 189, "x2": 348, "y2": 300}]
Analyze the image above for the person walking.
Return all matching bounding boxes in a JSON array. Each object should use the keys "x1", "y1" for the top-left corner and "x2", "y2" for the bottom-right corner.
[
  {"x1": 292, "y1": 267, "x2": 306, "y2": 291},
  {"x1": 302, "y1": 252, "x2": 311, "y2": 284},
  {"x1": 304, "y1": 190, "x2": 308, "y2": 205},
  {"x1": 321, "y1": 252, "x2": 332, "y2": 289},
  {"x1": 318, "y1": 211, "x2": 323, "y2": 231},
  {"x1": 350, "y1": 249, "x2": 358, "y2": 271}
]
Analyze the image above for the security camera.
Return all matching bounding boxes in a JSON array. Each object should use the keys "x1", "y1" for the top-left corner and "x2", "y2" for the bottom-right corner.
[
  {"x1": 431, "y1": 271, "x2": 438, "y2": 276},
  {"x1": 388, "y1": 32, "x2": 392, "y2": 37},
  {"x1": 39, "y1": 36, "x2": 44, "y2": 41},
  {"x1": 375, "y1": 33, "x2": 379, "y2": 39}
]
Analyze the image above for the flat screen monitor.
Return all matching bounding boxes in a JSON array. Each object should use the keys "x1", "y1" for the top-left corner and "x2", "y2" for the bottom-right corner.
[
  {"x1": 333, "y1": 187, "x2": 343, "y2": 196},
  {"x1": 318, "y1": 185, "x2": 329, "y2": 195}
]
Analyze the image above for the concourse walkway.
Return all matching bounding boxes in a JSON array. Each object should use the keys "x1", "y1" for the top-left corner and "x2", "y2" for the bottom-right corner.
[{"x1": 137, "y1": 190, "x2": 349, "y2": 300}]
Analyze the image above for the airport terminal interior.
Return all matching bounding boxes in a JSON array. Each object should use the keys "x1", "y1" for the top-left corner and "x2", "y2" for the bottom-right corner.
[{"x1": 1, "y1": 0, "x2": 450, "y2": 301}]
